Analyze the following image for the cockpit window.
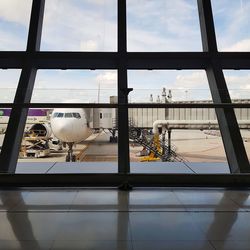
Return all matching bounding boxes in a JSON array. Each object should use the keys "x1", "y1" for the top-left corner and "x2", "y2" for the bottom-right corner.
[
  {"x1": 53, "y1": 112, "x2": 81, "y2": 118},
  {"x1": 73, "y1": 113, "x2": 81, "y2": 119},
  {"x1": 65, "y1": 113, "x2": 73, "y2": 118}
]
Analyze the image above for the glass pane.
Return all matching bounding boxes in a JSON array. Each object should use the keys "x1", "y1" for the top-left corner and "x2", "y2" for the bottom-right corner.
[
  {"x1": 0, "y1": 0, "x2": 32, "y2": 50},
  {"x1": 0, "y1": 108, "x2": 11, "y2": 156},
  {"x1": 224, "y1": 70, "x2": 250, "y2": 100},
  {"x1": 41, "y1": 0, "x2": 117, "y2": 51},
  {"x1": 234, "y1": 108, "x2": 250, "y2": 162},
  {"x1": 212, "y1": 0, "x2": 250, "y2": 51},
  {"x1": 129, "y1": 108, "x2": 228, "y2": 174},
  {"x1": 0, "y1": 69, "x2": 21, "y2": 162},
  {"x1": 31, "y1": 70, "x2": 117, "y2": 103},
  {"x1": 17, "y1": 108, "x2": 118, "y2": 174},
  {"x1": 128, "y1": 70, "x2": 211, "y2": 103},
  {"x1": 127, "y1": 0, "x2": 202, "y2": 51},
  {"x1": 0, "y1": 69, "x2": 21, "y2": 103}
]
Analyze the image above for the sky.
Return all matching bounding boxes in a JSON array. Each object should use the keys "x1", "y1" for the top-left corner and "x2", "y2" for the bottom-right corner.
[{"x1": 0, "y1": 0, "x2": 250, "y2": 103}]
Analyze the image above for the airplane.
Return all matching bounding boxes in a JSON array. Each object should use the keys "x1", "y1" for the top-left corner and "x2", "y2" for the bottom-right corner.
[
  {"x1": 0, "y1": 107, "x2": 115, "y2": 161},
  {"x1": 50, "y1": 108, "x2": 92, "y2": 162},
  {"x1": 50, "y1": 107, "x2": 117, "y2": 162},
  {"x1": 0, "y1": 107, "x2": 116, "y2": 162}
]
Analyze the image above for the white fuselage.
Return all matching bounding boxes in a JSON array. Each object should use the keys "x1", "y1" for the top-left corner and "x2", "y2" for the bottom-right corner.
[{"x1": 51, "y1": 108, "x2": 91, "y2": 143}]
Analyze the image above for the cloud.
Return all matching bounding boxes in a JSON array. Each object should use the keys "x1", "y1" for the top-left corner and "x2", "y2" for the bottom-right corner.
[
  {"x1": 127, "y1": 0, "x2": 202, "y2": 51},
  {"x1": 168, "y1": 71, "x2": 210, "y2": 101},
  {"x1": 224, "y1": 72, "x2": 250, "y2": 99},
  {"x1": 41, "y1": 0, "x2": 117, "y2": 51},
  {"x1": 30, "y1": 70, "x2": 117, "y2": 103},
  {"x1": 0, "y1": 29, "x2": 27, "y2": 50},
  {"x1": 224, "y1": 74, "x2": 250, "y2": 88},
  {"x1": 225, "y1": 39, "x2": 250, "y2": 51},
  {"x1": 0, "y1": 69, "x2": 20, "y2": 87},
  {"x1": 212, "y1": 0, "x2": 250, "y2": 51},
  {"x1": 83, "y1": 0, "x2": 115, "y2": 6},
  {"x1": 174, "y1": 71, "x2": 208, "y2": 89},
  {"x1": 0, "y1": 0, "x2": 249, "y2": 103},
  {"x1": 96, "y1": 71, "x2": 117, "y2": 87},
  {"x1": 0, "y1": 0, "x2": 247, "y2": 53},
  {"x1": 0, "y1": 69, "x2": 21, "y2": 102},
  {"x1": 172, "y1": 71, "x2": 250, "y2": 101},
  {"x1": 128, "y1": 70, "x2": 211, "y2": 102},
  {"x1": 80, "y1": 40, "x2": 98, "y2": 51},
  {"x1": 0, "y1": 0, "x2": 32, "y2": 26}
]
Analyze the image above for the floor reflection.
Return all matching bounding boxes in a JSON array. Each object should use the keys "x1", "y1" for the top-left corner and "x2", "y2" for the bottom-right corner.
[
  {"x1": 117, "y1": 190, "x2": 130, "y2": 249},
  {"x1": 0, "y1": 188, "x2": 249, "y2": 250},
  {"x1": 1, "y1": 191, "x2": 41, "y2": 249},
  {"x1": 204, "y1": 191, "x2": 249, "y2": 245}
]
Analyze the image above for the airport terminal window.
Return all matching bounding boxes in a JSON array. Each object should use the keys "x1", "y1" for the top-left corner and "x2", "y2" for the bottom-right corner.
[
  {"x1": 223, "y1": 70, "x2": 250, "y2": 100},
  {"x1": 127, "y1": 0, "x2": 202, "y2": 51},
  {"x1": 0, "y1": 108, "x2": 12, "y2": 156},
  {"x1": 234, "y1": 107, "x2": 250, "y2": 161},
  {"x1": 0, "y1": 69, "x2": 21, "y2": 103},
  {"x1": 41, "y1": 0, "x2": 117, "y2": 51},
  {"x1": 128, "y1": 70, "x2": 212, "y2": 103},
  {"x1": 0, "y1": 0, "x2": 250, "y2": 181},
  {"x1": 211, "y1": 0, "x2": 250, "y2": 51},
  {"x1": 31, "y1": 70, "x2": 117, "y2": 104},
  {"x1": 0, "y1": 0, "x2": 32, "y2": 50},
  {"x1": 17, "y1": 107, "x2": 118, "y2": 171}
]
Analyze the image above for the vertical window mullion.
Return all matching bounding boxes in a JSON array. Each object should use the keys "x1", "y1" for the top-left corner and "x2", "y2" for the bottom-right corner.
[
  {"x1": 197, "y1": 0, "x2": 250, "y2": 173},
  {"x1": 118, "y1": 0, "x2": 130, "y2": 174},
  {"x1": 0, "y1": 0, "x2": 45, "y2": 173}
]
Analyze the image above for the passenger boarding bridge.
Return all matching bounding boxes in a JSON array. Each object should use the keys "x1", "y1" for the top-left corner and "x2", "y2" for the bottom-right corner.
[
  {"x1": 128, "y1": 99, "x2": 250, "y2": 130},
  {"x1": 127, "y1": 95, "x2": 250, "y2": 162}
]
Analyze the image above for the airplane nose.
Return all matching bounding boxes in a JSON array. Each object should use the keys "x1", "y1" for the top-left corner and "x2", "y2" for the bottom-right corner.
[
  {"x1": 56, "y1": 122, "x2": 72, "y2": 135},
  {"x1": 51, "y1": 112, "x2": 90, "y2": 143},
  {"x1": 51, "y1": 120, "x2": 74, "y2": 142}
]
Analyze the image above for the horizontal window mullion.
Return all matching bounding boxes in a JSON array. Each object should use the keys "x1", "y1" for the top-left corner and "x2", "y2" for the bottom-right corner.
[
  {"x1": 0, "y1": 173, "x2": 249, "y2": 187},
  {"x1": 0, "y1": 103, "x2": 118, "y2": 109},
  {"x1": 1, "y1": 52, "x2": 250, "y2": 69},
  {"x1": 1, "y1": 103, "x2": 250, "y2": 109}
]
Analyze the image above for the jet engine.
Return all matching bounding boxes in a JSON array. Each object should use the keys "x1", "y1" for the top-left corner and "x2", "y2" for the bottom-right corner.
[{"x1": 27, "y1": 123, "x2": 52, "y2": 139}]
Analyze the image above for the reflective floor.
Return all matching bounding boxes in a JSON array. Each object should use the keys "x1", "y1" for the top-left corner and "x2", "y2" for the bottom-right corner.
[{"x1": 0, "y1": 188, "x2": 250, "y2": 249}]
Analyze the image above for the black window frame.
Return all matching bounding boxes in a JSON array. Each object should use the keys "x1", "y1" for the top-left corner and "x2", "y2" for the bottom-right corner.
[{"x1": 0, "y1": 0, "x2": 249, "y2": 187}]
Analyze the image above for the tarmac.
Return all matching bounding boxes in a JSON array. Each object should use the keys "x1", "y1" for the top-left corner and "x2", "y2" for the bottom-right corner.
[{"x1": 1, "y1": 129, "x2": 250, "y2": 174}]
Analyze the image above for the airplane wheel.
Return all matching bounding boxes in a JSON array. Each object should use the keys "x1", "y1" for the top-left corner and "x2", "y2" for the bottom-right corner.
[
  {"x1": 66, "y1": 155, "x2": 70, "y2": 162},
  {"x1": 72, "y1": 155, "x2": 76, "y2": 162},
  {"x1": 110, "y1": 136, "x2": 118, "y2": 143}
]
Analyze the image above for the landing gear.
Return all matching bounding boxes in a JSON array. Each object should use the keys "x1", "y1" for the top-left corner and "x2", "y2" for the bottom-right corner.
[
  {"x1": 109, "y1": 129, "x2": 118, "y2": 143},
  {"x1": 109, "y1": 136, "x2": 118, "y2": 143},
  {"x1": 65, "y1": 142, "x2": 76, "y2": 162}
]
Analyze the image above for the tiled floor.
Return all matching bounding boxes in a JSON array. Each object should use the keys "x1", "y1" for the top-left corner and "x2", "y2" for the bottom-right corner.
[{"x1": 0, "y1": 188, "x2": 250, "y2": 249}]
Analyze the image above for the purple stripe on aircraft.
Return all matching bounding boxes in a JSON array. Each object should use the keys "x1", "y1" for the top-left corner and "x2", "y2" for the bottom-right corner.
[
  {"x1": 0, "y1": 109, "x2": 11, "y2": 116},
  {"x1": 0, "y1": 109, "x2": 49, "y2": 117},
  {"x1": 28, "y1": 109, "x2": 48, "y2": 116}
]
